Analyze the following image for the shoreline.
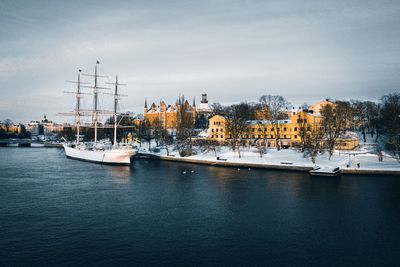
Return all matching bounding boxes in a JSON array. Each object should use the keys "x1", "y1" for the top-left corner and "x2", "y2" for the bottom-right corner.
[{"x1": 137, "y1": 152, "x2": 400, "y2": 176}]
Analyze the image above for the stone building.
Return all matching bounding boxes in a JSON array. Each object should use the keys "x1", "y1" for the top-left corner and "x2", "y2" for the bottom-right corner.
[{"x1": 143, "y1": 97, "x2": 197, "y2": 130}]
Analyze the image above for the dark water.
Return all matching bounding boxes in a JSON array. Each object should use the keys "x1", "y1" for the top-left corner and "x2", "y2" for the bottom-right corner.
[{"x1": 1, "y1": 148, "x2": 400, "y2": 266}]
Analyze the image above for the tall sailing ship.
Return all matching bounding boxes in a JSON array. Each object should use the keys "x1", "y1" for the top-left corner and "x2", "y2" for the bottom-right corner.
[{"x1": 61, "y1": 61, "x2": 137, "y2": 165}]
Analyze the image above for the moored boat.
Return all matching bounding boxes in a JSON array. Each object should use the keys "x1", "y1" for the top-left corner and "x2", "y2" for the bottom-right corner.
[
  {"x1": 31, "y1": 142, "x2": 45, "y2": 147},
  {"x1": 63, "y1": 143, "x2": 135, "y2": 165},
  {"x1": 60, "y1": 61, "x2": 137, "y2": 165},
  {"x1": 309, "y1": 166, "x2": 342, "y2": 176}
]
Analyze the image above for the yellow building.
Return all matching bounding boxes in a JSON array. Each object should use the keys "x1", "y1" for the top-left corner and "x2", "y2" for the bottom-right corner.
[
  {"x1": 143, "y1": 98, "x2": 197, "y2": 129},
  {"x1": 208, "y1": 115, "x2": 226, "y2": 142},
  {"x1": 309, "y1": 99, "x2": 335, "y2": 115},
  {"x1": 334, "y1": 132, "x2": 360, "y2": 150},
  {"x1": 208, "y1": 110, "x2": 359, "y2": 150},
  {"x1": 0, "y1": 123, "x2": 7, "y2": 132},
  {"x1": 6, "y1": 124, "x2": 25, "y2": 134}
]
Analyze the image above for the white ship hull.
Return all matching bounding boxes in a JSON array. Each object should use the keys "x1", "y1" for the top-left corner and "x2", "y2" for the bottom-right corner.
[{"x1": 63, "y1": 144, "x2": 137, "y2": 165}]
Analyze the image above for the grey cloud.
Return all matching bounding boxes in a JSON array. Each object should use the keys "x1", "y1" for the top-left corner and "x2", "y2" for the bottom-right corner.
[{"x1": 0, "y1": 0, "x2": 399, "y2": 122}]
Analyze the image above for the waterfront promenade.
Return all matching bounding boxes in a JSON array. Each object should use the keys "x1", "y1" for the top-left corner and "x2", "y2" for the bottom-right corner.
[{"x1": 137, "y1": 146, "x2": 400, "y2": 176}]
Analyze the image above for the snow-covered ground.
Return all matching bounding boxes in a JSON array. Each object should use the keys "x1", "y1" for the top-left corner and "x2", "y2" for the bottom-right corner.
[{"x1": 137, "y1": 137, "x2": 400, "y2": 172}]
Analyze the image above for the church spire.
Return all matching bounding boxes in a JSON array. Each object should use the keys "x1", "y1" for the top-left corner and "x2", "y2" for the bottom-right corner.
[
  {"x1": 193, "y1": 96, "x2": 196, "y2": 107},
  {"x1": 144, "y1": 98, "x2": 148, "y2": 114}
]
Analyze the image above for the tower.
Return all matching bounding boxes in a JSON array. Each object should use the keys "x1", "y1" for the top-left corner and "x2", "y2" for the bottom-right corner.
[
  {"x1": 201, "y1": 93, "x2": 208, "y2": 103},
  {"x1": 144, "y1": 98, "x2": 148, "y2": 114}
]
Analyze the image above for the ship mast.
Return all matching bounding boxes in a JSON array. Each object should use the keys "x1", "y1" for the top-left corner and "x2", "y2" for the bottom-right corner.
[
  {"x1": 81, "y1": 61, "x2": 110, "y2": 144},
  {"x1": 60, "y1": 69, "x2": 91, "y2": 143},
  {"x1": 106, "y1": 75, "x2": 127, "y2": 147},
  {"x1": 76, "y1": 70, "x2": 82, "y2": 144},
  {"x1": 113, "y1": 75, "x2": 118, "y2": 147},
  {"x1": 93, "y1": 61, "x2": 99, "y2": 144}
]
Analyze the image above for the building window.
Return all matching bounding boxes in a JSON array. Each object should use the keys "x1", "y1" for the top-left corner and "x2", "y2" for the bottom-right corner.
[
  {"x1": 284, "y1": 135, "x2": 287, "y2": 138},
  {"x1": 221, "y1": 128, "x2": 223, "y2": 132},
  {"x1": 216, "y1": 128, "x2": 219, "y2": 132},
  {"x1": 216, "y1": 135, "x2": 218, "y2": 138},
  {"x1": 221, "y1": 135, "x2": 223, "y2": 138},
  {"x1": 294, "y1": 127, "x2": 297, "y2": 131},
  {"x1": 270, "y1": 135, "x2": 273, "y2": 138},
  {"x1": 284, "y1": 127, "x2": 287, "y2": 131},
  {"x1": 252, "y1": 135, "x2": 255, "y2": 138},
  {"x1": 212, "y1": 129, "x2": 214, "y2": 132},
  {"x1": 258, "y1": 134, "x2": 261, "y2": 138},
  {"x1": 211, "y1": 135, "x2": 214, "y2": 138},
  {"x1": 294, "y1": 135, "x2": 297, "y2": 139}
]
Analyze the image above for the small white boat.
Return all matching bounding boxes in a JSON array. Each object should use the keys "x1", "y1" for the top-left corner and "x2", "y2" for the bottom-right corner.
[
  {"x1": 31, "y1": 143, "x2": 45, "y2": 147},
  {"x1": 6, "y1": 143, "x2": 19, "y2": 147},
  {"x1": 309, "y1": 166, "x2": 342, "y2": 176}
]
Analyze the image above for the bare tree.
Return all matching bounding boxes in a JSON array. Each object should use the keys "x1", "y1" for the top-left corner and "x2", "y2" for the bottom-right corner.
[
  {"x1": 364, "y1": 101, "x2": 380, "y2": 139},
  {"x1": 153, "y1": 118, "x2": 163, "y2": 147},
  {"x1": 211, "y1": 103, "x2": 226, "y2": 116},
  {"x1": 303, "y1": 122, "x2": 324, "y2": 164},
  {"x1": 255, "y1": 140, "x2": 267, "y2": 158},
  {"x1": 320, "y1": 103, "x2": 348, "y2": 159},
  {"x1": 259, "y1": 95, "x2": 290, "y2": 151},
  {"x1": 198, "y1": 139, "x2": 221, "y2": 157},
  {"x1": 350, "y1": 100, "x2": 380, "y2": 141},
  {"x1": 137, "y1": 119, "x2": 152, "y2": 150},
  {"x1": 175, "y1": 95, "x2": 195, "y2": 156},
  {"x1": 225, "y1": 103, "x2": 254, "y2": 158},
  {"x1": 336, "y1": 101, "x2": 353, "y2": 130},
  {"x1": 379, "y1": 93, "x2": 400, "y2": 158},
  {"x1": 350, "y1": 100, "x2": 368, "y2": 142},
  {"x1": 160, "y1": 129, "x2": 174, "y2": 156}
]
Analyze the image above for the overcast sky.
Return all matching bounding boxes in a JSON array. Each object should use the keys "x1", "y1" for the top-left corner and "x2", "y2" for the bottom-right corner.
[{"x1": 1, "y1": 0, "x2": 399, "y2": 122}]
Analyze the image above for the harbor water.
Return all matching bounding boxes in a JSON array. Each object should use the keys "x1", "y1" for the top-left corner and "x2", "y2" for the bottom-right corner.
[{"x1": 1, "y1": 147, "x2": 400, "y2": 266}]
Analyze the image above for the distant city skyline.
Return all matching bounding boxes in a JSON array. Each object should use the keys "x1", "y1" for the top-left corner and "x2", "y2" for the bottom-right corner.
[{"x1": 1, "y1": 0, "x2": 399, "y2": 123}]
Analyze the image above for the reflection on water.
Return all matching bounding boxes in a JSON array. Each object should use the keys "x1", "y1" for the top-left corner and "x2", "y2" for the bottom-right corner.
[
  {"x1": 105, "y1": 166, "x2": 132, "y2": 184},
  {"x1": 207, "y1": 166, "x2": 243, "y2": 185}
]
